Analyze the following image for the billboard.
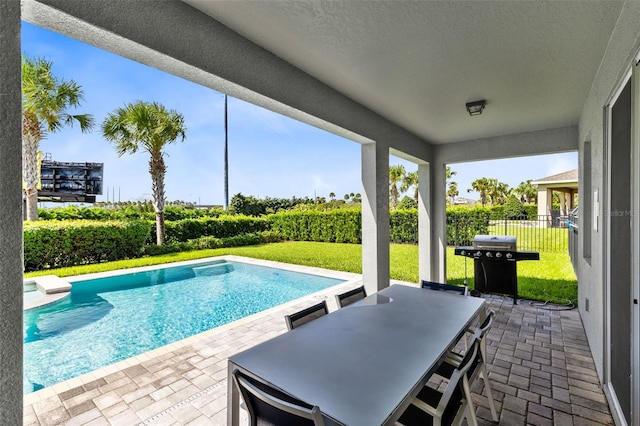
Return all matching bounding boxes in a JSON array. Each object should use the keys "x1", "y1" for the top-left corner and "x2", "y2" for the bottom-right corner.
[{"x1": 38, "y1": 160, "x2": 104, "y2": 203}]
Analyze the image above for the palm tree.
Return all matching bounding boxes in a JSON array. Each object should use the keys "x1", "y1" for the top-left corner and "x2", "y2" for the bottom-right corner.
[
  {"x1": 389, "y1": 165, "x2": 406, "y2": 209},
  {"x1": 446, "y1": 166, "x2": 457, "y2": 183},
  {"x1": 21, "y1": 56, "x2": 94, "y2": 220},
  {"x1": 447, "y1": 181, "x2": 459, "y2": 204},
  {"x1": 102, "y1": 101, "x2": 186, "y2": 245},
  {"x1": 514, "y1": 180, "x2": 538, "y2": 204},
  {"x1": 468, "y1": 177, "x2": 490, "y2": 207},
  {"x1": 485, "y1": 178, "x2": 511, "y2": 205},
  {"x1": 401, "y1": 170, "x2": 419, "y2": 203}
]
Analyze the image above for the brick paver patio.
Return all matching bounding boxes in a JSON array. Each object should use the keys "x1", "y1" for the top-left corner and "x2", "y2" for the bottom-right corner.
[{"x1": 23, "y1": 269, "x2": 613, "y2": 425}]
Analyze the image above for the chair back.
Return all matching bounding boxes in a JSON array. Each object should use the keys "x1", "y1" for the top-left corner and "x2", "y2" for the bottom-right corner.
[
  {"x1": 284, "y1": 300, "x2": 329, "y2": 330},
  {"x1": 421, "y1": 280, "x2": 468, "y2": 295},
  {"x1": 476, "y1": 309, "x2": 495, "y2": 339},
  {"x1": 335, "y1": 285, "x2": 367, "y2": 308},
  {"x1": 440, "y1": 337, "x2": 481, "y2": 423},
  {"x1": 474, "y1": 309, "x2": 495, "y2": 362},
  {"x1": 232, "y1": 369, "x2": 325, "y2": 426}
]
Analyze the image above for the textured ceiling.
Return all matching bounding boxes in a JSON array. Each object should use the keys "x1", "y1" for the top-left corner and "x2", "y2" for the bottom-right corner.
[{"x1": 184, "y1": 0, "x2": 623, "y2": 144}]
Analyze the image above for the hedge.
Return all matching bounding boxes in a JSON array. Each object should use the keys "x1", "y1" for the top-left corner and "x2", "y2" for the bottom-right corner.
[
  {"x1": 488, "y1": 203, "x2": 537, "y2": 220},
  {"x1": 269, "y1": 208, "x2": 490, "y2": 246},
  {"x1": 24, "y1": 220, "x2": 151, "y2": 271},
  {"x1": 268, "y1": 210, "x2": 361, "y2": 243},
  {"x1": 390, "y1": 210, "x2": 418, "y2": 243},
  {"x1": 162, "y1": 215, "x2": 270, "y2": 243},
  {"x1": 446, "y1": 206, "x2": 491, "y2": 246},
  {"x1": 142, "y1": 231, "x2": 284, "y2": 256}
]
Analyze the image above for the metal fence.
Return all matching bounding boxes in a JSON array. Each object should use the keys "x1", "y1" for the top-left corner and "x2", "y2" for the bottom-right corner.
[
  {"x1": 447, "y1": 214, "x2": 570, "y2": 253},
  {"x1": 567, "y1": 213, "x2": 578, "y2": 271}
]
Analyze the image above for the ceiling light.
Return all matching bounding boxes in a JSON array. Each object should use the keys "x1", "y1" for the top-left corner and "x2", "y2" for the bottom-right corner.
[{"x1": 466, "y1": 100, "x2": 486, "y2": 116}]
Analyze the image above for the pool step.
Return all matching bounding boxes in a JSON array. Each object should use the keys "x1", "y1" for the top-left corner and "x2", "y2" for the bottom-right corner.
[
  {"x1": 192, "y1": 262, "x2": 235, "y2": 276},
  {"x1": 34, "y1": 275, "x2": 72, "y2": 294}
]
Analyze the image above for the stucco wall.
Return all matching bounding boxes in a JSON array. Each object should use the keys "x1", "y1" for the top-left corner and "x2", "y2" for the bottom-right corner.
[
  {"x1": 0, "y1": 0, "x2": 25, "y2": 423},
  {"x1": 577, "y1": 0, "x2": 640, "y2": 381}
]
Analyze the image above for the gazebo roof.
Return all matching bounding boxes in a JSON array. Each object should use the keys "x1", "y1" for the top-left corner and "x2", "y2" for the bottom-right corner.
[{"x1": 532, "y1": 169, "x2": 578, "y2": 186}]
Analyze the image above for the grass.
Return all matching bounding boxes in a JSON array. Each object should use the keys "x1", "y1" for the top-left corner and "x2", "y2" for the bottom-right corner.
[{"x1": 24, "y1": 241, "x2": 577, "y2": 305}]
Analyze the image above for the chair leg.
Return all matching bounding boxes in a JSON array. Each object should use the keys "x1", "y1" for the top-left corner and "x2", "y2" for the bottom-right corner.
[
  {"x1": 465, "y1": 403, "x2": 477, "y2": 426},
  {"x1": 480, "y1": 364, "x2": 499, "y2": 422},
  {"x1": 462, "y1": 377, "x2": 478, "y2": 426}
]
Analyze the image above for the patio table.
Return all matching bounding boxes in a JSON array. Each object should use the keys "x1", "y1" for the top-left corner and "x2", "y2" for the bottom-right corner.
[{"x1": 227, "y1": 284, "x2": 485, "y2": 426}]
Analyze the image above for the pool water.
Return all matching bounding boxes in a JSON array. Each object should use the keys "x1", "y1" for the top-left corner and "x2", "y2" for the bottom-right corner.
[
  {"x1": 23, "y1": 259, "x2": 343, "y2": 394},
  {"x1": 23, "y1": 284, "x2": 44, "y2": 304}
]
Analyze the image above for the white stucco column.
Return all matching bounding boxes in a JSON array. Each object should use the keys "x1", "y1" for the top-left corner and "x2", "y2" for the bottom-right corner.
[
  {"x1": 0, "y1": 1, "x2": 24, "y2": 423},
  {"x1": 361, "y1": 142, "x2": 390, "y2": 294},
  {"x1": 418, "y1": 162, "x2": 432, "y2": 281},
  {"x1": 537, "y1": 187, "x2": 553, "y2": 227},
  {"x1": 564, "y1": 191, "x2": 571, "y2": 215},
  {"x1": 429, "y1": 161, "x2": 447, "y2": 282}
]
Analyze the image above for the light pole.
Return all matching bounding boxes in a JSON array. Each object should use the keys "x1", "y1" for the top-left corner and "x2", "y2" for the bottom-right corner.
[{"x1": 224, "y1": 94, "x2": 229, "y2": 210}]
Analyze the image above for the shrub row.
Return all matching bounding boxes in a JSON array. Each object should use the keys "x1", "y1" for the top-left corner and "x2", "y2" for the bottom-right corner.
[
  {"x1": 24, "y1": 207, "x2": 496, "y2": 271},
  {"x1": 446, "y1": 206, "x2": 491, "y2": 246},
  {"x1": 269, "y1": 210, "x2": 362, "y2": 243},
  {"x1": 270, "y1": 208, "x2": 490, "y2": 245},
  {"x1": 487, "y1": 203, "x2": 537, "y2": 220},
  {"x1": 142, "y1": 231, "x2": 283, "y2": 256},
  {"x1": 162, "y1": 215, "x2": 271, "y2": 243},
  {"x1": 390, "y1": 210, "x2": 418, "y2": 243},
  {"x1": 38, "y1": 205, "x2": 227, "y2": 221},
  {"x1": 24, "y1": 220, "x2": 151, "y2": 271}
]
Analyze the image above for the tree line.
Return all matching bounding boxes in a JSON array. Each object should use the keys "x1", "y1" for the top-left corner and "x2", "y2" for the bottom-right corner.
[
  {"x1": 22, "y1": 54, "x2": 539, "y2": 247},
  {"x1": 390, "y1": 165, "x2": 539, "y2": 209}
]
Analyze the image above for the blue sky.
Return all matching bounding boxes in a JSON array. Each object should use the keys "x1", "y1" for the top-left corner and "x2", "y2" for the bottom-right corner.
[{"x1": 22, "y1": 22, "x2": 577, "y2": 205}]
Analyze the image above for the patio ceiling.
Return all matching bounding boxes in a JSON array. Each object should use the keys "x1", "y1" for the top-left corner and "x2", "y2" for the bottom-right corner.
[{"x1": 184, "y1": 0, "x2": 623, "y2": 145}]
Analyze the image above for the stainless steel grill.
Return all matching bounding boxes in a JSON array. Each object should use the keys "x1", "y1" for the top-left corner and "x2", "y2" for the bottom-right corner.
[
  {"x1": 473, "y1": 235, "x2": 516, "y2": 251},
  {"x1": 454, "y1": 235, "x2": 539, "y2": 304}
]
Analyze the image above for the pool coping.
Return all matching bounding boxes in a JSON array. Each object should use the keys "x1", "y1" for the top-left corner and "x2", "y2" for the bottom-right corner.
[
  {"x1": 22, "y1": 255, "x2": 362, "y2": 406},
  {"x1": 23, "y1": 276, "x2": 72, "y2": 311}
]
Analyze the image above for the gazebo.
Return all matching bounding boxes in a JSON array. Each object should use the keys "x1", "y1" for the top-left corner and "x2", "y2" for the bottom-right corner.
[{"x1": 532, "y1": 169, "x2": 578, "y2": 227}]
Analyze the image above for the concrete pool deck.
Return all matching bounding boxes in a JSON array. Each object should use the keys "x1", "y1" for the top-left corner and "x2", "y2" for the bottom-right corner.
[{"x1": 23, "y1": 258, "x2": 613, "y2": 425}]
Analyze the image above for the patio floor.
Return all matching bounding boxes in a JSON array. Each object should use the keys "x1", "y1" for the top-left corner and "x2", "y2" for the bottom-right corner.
[{"x1": 23, "y1": 274, "x2": 613, "y2": 425}]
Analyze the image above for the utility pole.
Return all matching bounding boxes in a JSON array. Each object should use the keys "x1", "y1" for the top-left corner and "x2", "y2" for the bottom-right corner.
[{"x1": 224, "y1": 94, "x2": 229, "y2": 210}]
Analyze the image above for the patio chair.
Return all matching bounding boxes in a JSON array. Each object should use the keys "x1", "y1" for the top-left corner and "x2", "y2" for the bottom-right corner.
[
  {"x1": 421, "y1": 280, "x2": 468, "y2": 295},
  {"x1": 439, "y1": 309, "x2": 499, "y2": 422},
  {"x1": 397, "y1": 337, "x2": 480, "y2": 426},
  {"x1": 335, "y1": 285, "x2": 367, "y2": 308},
  {"x1": 231, "y1": 369, "x2": 326, "y2": 426},
  {"x1": 421, "y1": 280, "x2": 471, "y2": 351},
  {"x1": 284, "y1": 300, "x2": 329, "y2": 330}
]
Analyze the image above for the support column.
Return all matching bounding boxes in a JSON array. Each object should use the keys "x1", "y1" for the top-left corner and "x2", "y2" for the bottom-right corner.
[
  {"x1": 429, "y1": 161, "x2": 447, "y2": 282},
  {"x1": 0, "y1": 1, "x2": 24, "y2": 423},
  {"x1": 418, "y1": 162, "x2": 432, "y2": 281},
  {"x1": 538, "y1": 188, "x2": 553, "y2": 227},
  {"x1": 361, "y1": 142, "x2": 390, "y2": 294}
]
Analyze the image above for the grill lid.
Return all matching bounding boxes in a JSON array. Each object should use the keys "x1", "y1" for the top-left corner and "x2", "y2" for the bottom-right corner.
[{"x1": 473, "y1": 235, "x2": 516, "y2": 250}]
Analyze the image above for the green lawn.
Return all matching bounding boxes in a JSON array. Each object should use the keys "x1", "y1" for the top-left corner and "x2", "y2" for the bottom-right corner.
[{"x1": 24, "y1": 241, "x2": 577, "y2": 305}]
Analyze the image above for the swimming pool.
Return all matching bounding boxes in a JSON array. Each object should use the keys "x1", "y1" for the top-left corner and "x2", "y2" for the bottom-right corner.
[{"x1": 23, "y1": 258, "x2": 344, "y2": 394}]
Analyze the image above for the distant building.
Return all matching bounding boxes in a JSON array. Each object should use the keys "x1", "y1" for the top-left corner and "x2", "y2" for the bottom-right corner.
[
  {"x1": 452, "y1": 197, "x2": 477, "y2": 205},
  {"x1": 531, "y1": 169, "x2": 578, "y2": 227}
]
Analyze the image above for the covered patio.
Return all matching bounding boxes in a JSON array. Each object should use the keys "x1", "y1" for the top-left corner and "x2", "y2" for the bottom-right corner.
[
  {"x1": 22, "y1": 275, "x2": 612, "y2": 426},
  {"x1": 2, "y1": 1, "x2": 639, "y2": 424}
]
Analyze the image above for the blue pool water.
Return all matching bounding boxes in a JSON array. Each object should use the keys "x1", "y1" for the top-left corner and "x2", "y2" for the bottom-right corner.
[{"x1": 23, "y1": 259, "x2": 343, "y2": 394}]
